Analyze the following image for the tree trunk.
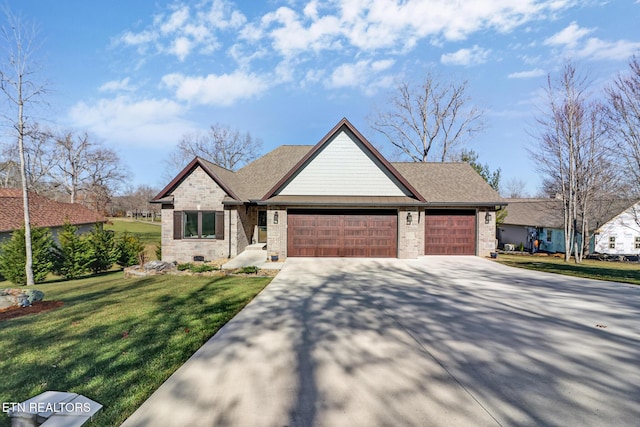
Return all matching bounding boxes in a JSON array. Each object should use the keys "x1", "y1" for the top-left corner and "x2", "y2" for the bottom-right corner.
[{"x1": 18, "y1": 81, "x2": 34, "y2": 285}]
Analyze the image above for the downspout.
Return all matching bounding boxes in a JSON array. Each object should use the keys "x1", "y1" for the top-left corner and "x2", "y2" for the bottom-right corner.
[{"x1": 228, "y1": 209, "x2": 232, "y2": 258}]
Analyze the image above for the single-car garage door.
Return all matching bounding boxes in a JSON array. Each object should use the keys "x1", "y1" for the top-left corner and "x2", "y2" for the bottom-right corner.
[
  {"x1": 288, "y1": 210, "x2": 397, "y2": 257},
  {"x1": 425, "y1": 210, "x2": 476, "y2": 255}
]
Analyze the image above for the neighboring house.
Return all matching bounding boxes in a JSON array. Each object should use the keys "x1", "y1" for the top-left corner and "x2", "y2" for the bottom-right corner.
[
  {"x1": 0, "y1": 188, "x2": 106, "y2": 242},
  {"x1": 153, "y1": 118, "x2": 505, "y2": 262},
  {"x1": 592, "y1": 200, "x2": 640, "y2": 255},
  {"x1": 498, "y1": 198, "x2": 566, "y2": 253},
  {"x1": 499, "y1": 197, "x2": 639, "y2": 255}
]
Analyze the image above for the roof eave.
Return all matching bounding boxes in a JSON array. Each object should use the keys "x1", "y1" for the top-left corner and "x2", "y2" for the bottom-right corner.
[{"x1": 152, "y1": 157, "x2": 241, "y2": 202}]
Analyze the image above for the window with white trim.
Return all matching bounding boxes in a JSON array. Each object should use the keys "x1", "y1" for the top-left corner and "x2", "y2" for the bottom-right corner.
[{"x1": 609, "y1": 236, "x2": 616, "y2": 249}]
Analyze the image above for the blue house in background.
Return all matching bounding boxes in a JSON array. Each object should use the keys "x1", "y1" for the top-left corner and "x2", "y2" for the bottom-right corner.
[{"x1": 498, "y1": 199, "x2": 566, "y2": 252}]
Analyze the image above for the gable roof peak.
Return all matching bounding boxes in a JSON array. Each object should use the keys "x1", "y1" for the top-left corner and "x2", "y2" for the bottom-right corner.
[{"x1": 261, "y1": 118, "x2": 426, "y2": 201}]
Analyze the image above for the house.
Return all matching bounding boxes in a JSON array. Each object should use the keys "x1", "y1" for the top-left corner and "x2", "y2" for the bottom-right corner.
[
  {"x1": 0, "y1": 188, "x2": 106, "y2": 242},
  {"x1": 153, "y1": 118, "x2": 505, "y2": 262},
  {"x1": 497, "y1": 198, "x2": 566, "y2": 252},
  {"x1": 499, "y1": 198, "x2": 639, "y2": 255},
  {"x1": 592, "y1": 200, "x2": 640, "y2": 255}
]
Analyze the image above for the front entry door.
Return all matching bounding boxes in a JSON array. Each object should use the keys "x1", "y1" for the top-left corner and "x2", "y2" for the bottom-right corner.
[{"x1": 257, "y1": 211, "x2": 267, "y2": 243}]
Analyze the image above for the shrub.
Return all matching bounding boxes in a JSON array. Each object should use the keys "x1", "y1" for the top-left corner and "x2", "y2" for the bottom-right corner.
[
  {"x1": 52, "y1": 222, "x2": 90, "y2": 279},
  {"x1": 114, "y1": 233, "x2": 145, "y2": 268},
  {"x1": 239, "y1": 266, "x2": 258, "y2": 274},
  {"x1": 517, "y1": 242, "x2": 525, "y2": 252},
  {"x1": 191, "y1": 264, "x2": 218, "y2": 273},
  {"x1": 177, "y1": 263, "x2": 193, "y2": 271},
  {"x1": 0, "y1": 226, "x2": 54, "y2": 285},
  {"x1": 155, "y1": 242, "x2": 162, "y2": 260},
  {"x1": 86, "y1": 223, "x2": 116, "y2": 273}
]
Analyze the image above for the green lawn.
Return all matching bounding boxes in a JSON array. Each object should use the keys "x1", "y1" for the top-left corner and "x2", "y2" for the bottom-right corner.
[
  {"x1": 105, "y1": 218, "x2": 161, "y2": 244},
  {"x1": 0, "y1": 272, "x2": 271, "y2": 426},
  {"x1": 495, "y1": 254, "x2": 640, "y2": 285},
  {"x1": 105, "y1": 218, "x2": 161, "y2": 261}
]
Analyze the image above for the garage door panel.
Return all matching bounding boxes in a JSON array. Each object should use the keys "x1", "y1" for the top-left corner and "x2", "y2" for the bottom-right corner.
[
  {"x1": 425, "y1": 211, "x2": 476, "y2": 255},
  {"x1": 288, "y1": 211, "x2": 397, "y2": 257}
]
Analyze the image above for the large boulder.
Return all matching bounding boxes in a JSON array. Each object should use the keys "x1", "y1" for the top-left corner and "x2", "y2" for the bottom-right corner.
[
  {"x1": 124, "y1": 261, "x2": 177, "y2": 278},
  {"x1": 0, "y1": 288, "x2": 45, "y2": 309}
]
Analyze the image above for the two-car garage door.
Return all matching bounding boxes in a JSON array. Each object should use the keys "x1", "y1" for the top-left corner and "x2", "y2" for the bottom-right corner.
[
  {"x1": 288, "y1": 210, "x2": 397, "y2": 257},
  {"x1": 287, "y1": 209, "x2": 477, "y2": 257}
]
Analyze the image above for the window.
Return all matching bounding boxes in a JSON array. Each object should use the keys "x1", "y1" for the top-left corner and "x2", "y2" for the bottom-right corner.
[
  {"x1": 609, "y1": 236, "x2": 616, "y2": 249},
  {"x1": 635, "y1": 237, "x2": 640, "y2": 249},
  {"x1": 173, "y1": 210, "x2": 224, "y2": 240},
  {"x1": 546, "y1": 230, "x2": 552, "y2": 242}
]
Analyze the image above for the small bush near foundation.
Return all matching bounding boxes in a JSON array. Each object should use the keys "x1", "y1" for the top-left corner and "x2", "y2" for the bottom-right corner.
[
  {"x1": 191, "y1": 264, "x2": 218, "y2": 273},
  {"x1": 177, "y1": 263, "x2": 193, "y2": 271},
  {"x1": 239, "y1": 266, "x2": 259, "y2": 274}
]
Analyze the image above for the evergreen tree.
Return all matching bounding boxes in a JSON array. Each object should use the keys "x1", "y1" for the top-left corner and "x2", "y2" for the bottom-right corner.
[
  {"x1": 0, "y1": 226, "x2": 54, "y2": 285},
  {"x1": 52, "y1": 222, "x2": 89, "y2": 279},
  {"x1": 86, "y1": 223, "x2": 115, "y2": 273}
]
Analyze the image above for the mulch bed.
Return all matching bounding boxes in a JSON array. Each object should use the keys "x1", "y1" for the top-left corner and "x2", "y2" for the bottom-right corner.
[{"x1": 0, "y1": 301, "x2": 64, "y2": 322}]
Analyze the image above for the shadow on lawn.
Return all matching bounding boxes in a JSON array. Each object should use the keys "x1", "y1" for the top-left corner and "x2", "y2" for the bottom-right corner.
[
  {"x1": 0, "y1": 274, "x2": 268, "y2": 427},
  {"x1": 499, "y1": 258, "x2": 640, "y2": 284},
  {"x1": 122, "y1": 257, "x2": 640, "y2": 427}
]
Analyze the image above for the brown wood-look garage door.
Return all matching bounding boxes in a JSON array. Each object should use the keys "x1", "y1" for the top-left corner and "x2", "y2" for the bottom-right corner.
[
  {"x1": 288, "y1": 210, "x2": 397, "y2": 257},
  {"x1": 425, "y1": 210, "x2": 476, "y2": 255}
]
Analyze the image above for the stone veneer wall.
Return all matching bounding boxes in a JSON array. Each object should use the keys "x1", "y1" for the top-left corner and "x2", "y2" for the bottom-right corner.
[
  {"x1": 397, "y1": 208, "x2": 425, "y2": 258},
  {"x1": 266, "y1": 207, "x2": 288, "y2": 259},
  {"x1": 162, "y1": 166, "x2": 234, "y2": 263},
  {"x1": 476, "y1": 208, "x2": 497, "y2": 257}
]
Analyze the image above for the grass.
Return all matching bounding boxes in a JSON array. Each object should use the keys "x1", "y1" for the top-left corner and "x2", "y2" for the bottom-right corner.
[
  {"x1": 105, "y1": 218, "x2": 161, "y2": 261},
  {"x1": 0, "y1": 272, "x2": 271, "y2": 426},
  {"x1": 496, "y1": 254, "x2": 640, "y2": 285}
]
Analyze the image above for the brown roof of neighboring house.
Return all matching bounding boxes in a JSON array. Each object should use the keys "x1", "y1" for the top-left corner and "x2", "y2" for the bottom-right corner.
[
  {"x1": 501, "y1": 198, "x2": 564, "y2": 228},
  {"x1": 501, "y1": 198, "x2": 637, "y2": 230},
  {"x1": 0, "y1": 189, "x2": 106, "y2": 233},
  {"x1": 392, "y1": 162, "x2": 504, "y2": 205}
]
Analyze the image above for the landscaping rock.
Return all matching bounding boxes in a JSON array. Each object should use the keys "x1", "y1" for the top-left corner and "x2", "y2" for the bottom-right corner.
[
  {"x1": 124, "y1": 261, "x2": 177, "y2": 278},
  {"x1": 0, "y1": 288, "x2": 44, "y2": 309}
]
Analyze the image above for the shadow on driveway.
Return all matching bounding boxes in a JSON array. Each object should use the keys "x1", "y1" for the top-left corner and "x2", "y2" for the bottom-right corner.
[{"x1": 122, "y1": 257, "x2": 640, "y2": 427}]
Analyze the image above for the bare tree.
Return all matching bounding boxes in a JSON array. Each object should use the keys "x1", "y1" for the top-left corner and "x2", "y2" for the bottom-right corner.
[
  {"x1": 370, "y1": 71, "x2": 484, "y2": 162},
  {"x1": 166, "y1": 124, "x2": 262, "y2": 177},
  {"x1": 50, "y1": 131, "x2": 128, "y2": 211},
  {"x1": 502, "y1": 178, "x2": 529, "y2": 198},
  {"x1": 606, "y1": 56, "x2": 640, "y2": 196},
  {"x1": 530, "y1": 63, "x2": 614, "y2": 263},
  {"x1": 0, "y1": 8, "x2": 47, "y2": 285}
]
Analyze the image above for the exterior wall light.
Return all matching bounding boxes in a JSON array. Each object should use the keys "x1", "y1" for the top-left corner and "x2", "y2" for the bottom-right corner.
[
  {"x1": 273, "y1": 211, "x2": 279, "y2": 224},
  {"x1": 406, "y1": 212, "x2": 412, "y2": 225},
  {"x1": 485, "y1": 212, "x2": 492, "y2": 224}
]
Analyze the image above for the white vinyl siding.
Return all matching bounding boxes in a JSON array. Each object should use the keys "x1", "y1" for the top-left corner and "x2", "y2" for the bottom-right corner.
[
  {"x1": 278, "y1": 130, "x2": 411, "y2": 197},
  {"x1": 593, "y1": 202, "x2": 640, "y2": 255}
]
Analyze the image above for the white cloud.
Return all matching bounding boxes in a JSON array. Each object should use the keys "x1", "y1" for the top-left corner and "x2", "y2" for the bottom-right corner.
[
  {"x1": 98, "y1": 77, "x2": 135, "y2": 92},
  {"x1": 162, "y1": 71, "x2": 270, "y2": 106},
  {"x1": 68, "y1": 96, "x2": 193, "y2": 148},
  {"x1": 441, "y1": 45, "x2": 490, "y2": 66},
  {"x1": 508, "y1": 68, "x2": 546, "y2": 79},
  {"x1": 544, "y1": 22, "x2": 593, "y2": 47},
  {"x1": 325, "y1": 59, "x2": 396, "y2": 94},
  {"x1": 544, "y1": 22, "x2": 640, "y2": 62},
  {"x1": 117, "y1": 0, "x2": 245, "y2": 60}
]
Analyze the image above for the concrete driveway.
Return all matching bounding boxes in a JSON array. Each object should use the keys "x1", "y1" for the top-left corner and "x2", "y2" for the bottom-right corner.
[{"x1": 122, "y1": 257, "x2": 640, "y2": 427}]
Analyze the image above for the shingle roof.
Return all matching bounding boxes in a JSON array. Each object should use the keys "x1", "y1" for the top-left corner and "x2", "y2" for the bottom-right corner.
[
  {"x1": 501, "y1": 198, "x2": 564, "y2": 228},
  {"x1": 501, "y1": 198, "x2": 637, "y2": 229},
  {"x1": 392, "y1": 162, "x2": 504, "y2": 205},
  {"x1": 0, "y1": 189, "x2": 106, "y2": 233}
]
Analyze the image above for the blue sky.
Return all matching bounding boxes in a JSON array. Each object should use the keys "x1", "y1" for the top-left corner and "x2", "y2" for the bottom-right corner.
[{"x1": 4, "y1": 0, "x2": 640, "y2": 195}]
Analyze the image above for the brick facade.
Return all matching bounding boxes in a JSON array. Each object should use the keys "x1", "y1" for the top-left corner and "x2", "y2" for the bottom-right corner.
[{"x1": 161, "y1": 166, "x2": 251, "y2": 263}]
